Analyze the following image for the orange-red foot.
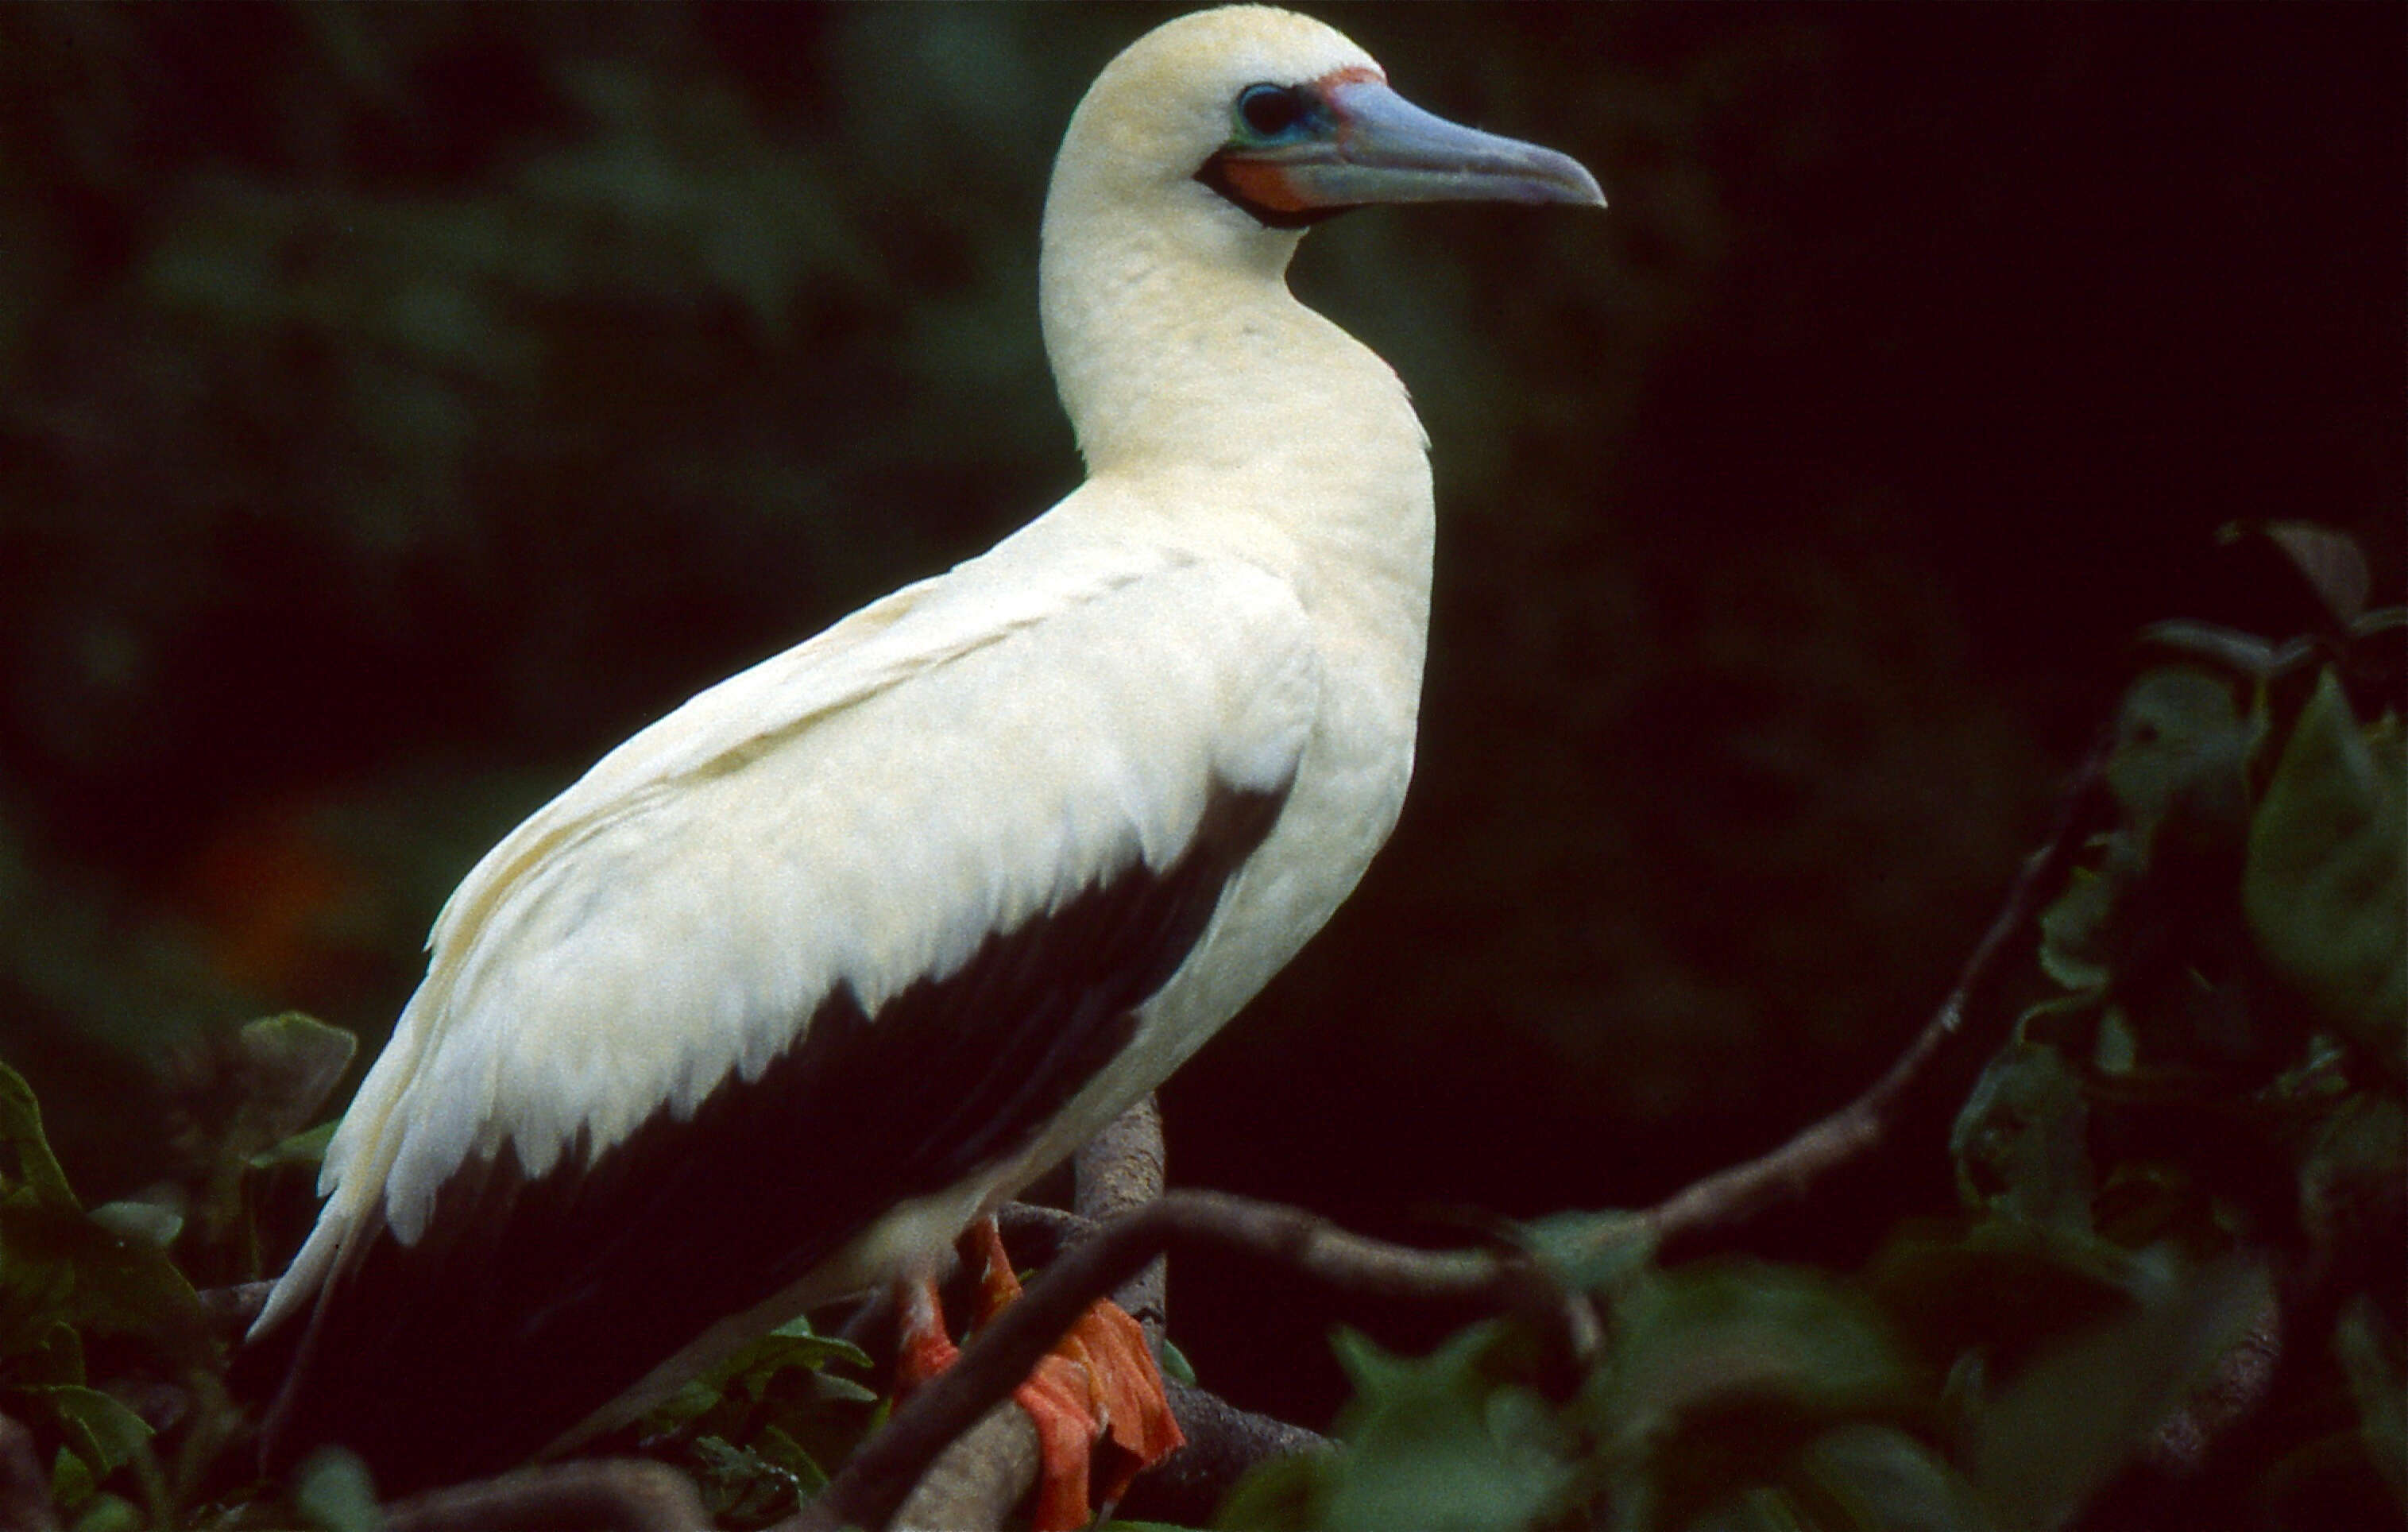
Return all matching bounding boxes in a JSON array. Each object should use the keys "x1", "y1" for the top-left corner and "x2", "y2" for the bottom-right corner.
[
  {"x1": 894, "y1": 1274, "x2": 962, "y2": 1395},
  {"x1": 891, "y1": 1217, "x2": 1185, "y2": 1531}
]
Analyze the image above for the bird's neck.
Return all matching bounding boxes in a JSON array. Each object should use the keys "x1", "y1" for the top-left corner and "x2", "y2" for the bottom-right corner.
[
  {"x1": 1039, "y1": 205, "x2": 1434, "y2": 598},
  {"x1": 1038, "y1": 208, "x2": 1435, "y2": 755},
  {"x1": 1051, "y1": 188, "x2": 1412, "y2": 443}
]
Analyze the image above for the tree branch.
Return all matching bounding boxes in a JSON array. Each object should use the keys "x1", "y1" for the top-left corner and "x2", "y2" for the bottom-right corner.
[
  {"x1": 1124, "y1": 1379, "x2": 1330, "y2": 1526},
  {"x1": 885, "y1": 1402, "x2": 1039, "y2": 1532},
  {"x1": 993, "y1": 1201, "x2": 1095, "y2": 1265},
  {"x1": 1637, "y1": 729, "x2": 2118, "y2": 1255},
  {"x1": 383, "y1": 1459, "x2": 709, "y2": 1532},
  {"x1": 1075, "y1": 1093, "x2": 1169, "y2": 1335}
]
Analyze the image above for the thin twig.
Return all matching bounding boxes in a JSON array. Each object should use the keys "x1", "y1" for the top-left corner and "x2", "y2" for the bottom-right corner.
[
  {"x1": 994, "y1": 1201, "x2": 1095, "y2": 1264},
  {"x1": 1638, "y1": 729, "x2": 2117, "y2": 1254},
  {"x1": 383, "y1": 1458, "x2": 709, "y2": 1532},
  {"x1": 197, "y1": 1281, "x2": 272, "y2": 1337}
]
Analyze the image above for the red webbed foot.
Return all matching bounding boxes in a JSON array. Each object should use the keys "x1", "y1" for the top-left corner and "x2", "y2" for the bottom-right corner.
[{"x1": 891, "y1": 1216, "x2": 1185, "y2": 1530}]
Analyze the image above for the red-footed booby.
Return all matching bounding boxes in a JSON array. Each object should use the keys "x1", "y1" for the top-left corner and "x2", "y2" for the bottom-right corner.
[{"x1": 242, "y1": 6, "x2": 1600, "y2": 1520}]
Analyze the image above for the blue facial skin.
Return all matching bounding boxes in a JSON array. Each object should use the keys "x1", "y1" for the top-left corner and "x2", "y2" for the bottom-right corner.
[{"x1": 1231, "y1": 82, "x2": 1324, "y2": 145}]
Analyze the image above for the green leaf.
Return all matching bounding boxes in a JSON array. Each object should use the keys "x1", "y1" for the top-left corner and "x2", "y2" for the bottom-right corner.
[
  {"x1": 2089, "y1": 1005, "x2": 2138, "y2": 1076},
  {"x1": 1950, "y1": 1043, "x2": 2092, "y2": 1231},
  {"x1": 1594, "y1": 1266, "x2": 1922, "y2": 1434},
  {"x1": 292, "y1": 1447, "x2": 385, "y2": 1532},
  {"x1": 1970, "y1": 1255, "x2": 2267, "y2": 1531},
  {"x1": 1683, "y1": 1485, "x2": 1815, "y2": 1532},
  {"x1": 208, "y1": 1013, "x2": 353, "y2": 1155},
  {"x1": 805, "y1": 1368, "x2": 880, "y2": 1406},
  {"x1": 68, "y1": 1493, "x2": 142, "y2": 1532},
  {"x1": 1312, "y1": 1321, "x2": 1573, "y2": 1532},
  {"x1": 249, "y1": 1119, "x2": 340, "y2": 1170},
  {"x1": 87, "y1": 1200, "x2": 183, "y2": 1251},
  {"x1": 0, "y1": 1201, "x2": 215, "y2": 1366},
  {"x1": 748, "y1": 1423, "x2": 829, "y2": 1497},
  {"x1": 1514, "y1": 1208, "x2": 1656, "y2": 1294},
  {"x1": 2107, "y1": 668, "x2": 2256, "y2": 849},
  {"x1": 15, "y1": 1384, "x2": 153, "y2": 1478},
  {"x1": 230, "y1": 1014, "x2": 358, "y2": 1153},
  {"x1": 640, "y1": 1313, "x2": 875, "y2": 1496},
  {"x1": 1158, "y1": 1335, "x2": 1197, "y2": 1387},
  {"x1": 1869, "y1": 1218, "x2": 2140, "y2": 1379},
  {"x1": 2244, "y1": 671, "x2": 2406, "y2": 1077},
  {"x1": 2298, "y1": 1093, "x2": 2406, "y2": 1280},
  {"x1": 642, "y1": 1377, "x2": 726, "y2": 1434},
  {"x1": 689, "y1": 1433, "x2": 810, "y2": 1525},
  {"x1": 1791, "y1": 1424, "x2": 1985, "y2": 1532},
  {"x1": 1587, "y1": 1266, "x2": 1923, "y2": 1529},
  {"x1": 1214, "y1": 1447, "x2": 1329, "y2": 1531},
  {"x1": 2332, "y1": 1294, "x2": 2406, "y2": 1511},
  {"x1": 23, "y1": 1321, "x2": 85, "y2": 1387},
  {"x1": 716, "y1": 1313, "x2": 875, "y2": 1404},
  {"x1": 0, "y1": 1061, "x2": 79, "y2": 1212},
  {"x1": 2134, "y1": 621, "x2": 2306, "y2": 683},
  {"x1": 204, "y1": 1016, "x2": 356, "y2": 1246},
  {"x1": 2255, "y1": 522, "x2": 2371, "y2": 626},
  {"x1": 52, "y1": 1445, "x2": 93, "y2": 1510},
  {"x1": 2035, "y1": 868, "x2": 2112, "y2": 993}
]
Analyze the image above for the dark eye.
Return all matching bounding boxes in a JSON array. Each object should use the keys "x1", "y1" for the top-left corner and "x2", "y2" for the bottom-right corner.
[{"x1": 1235, "y1": 83, "x2": 1308, "y2": 137}]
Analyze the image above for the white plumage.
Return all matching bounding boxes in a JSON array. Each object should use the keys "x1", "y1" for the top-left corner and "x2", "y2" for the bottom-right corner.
[
  {"x1": 246, "y1": 2, "x2": 1600, "y2": 1493},
  {"x1": 295, "y1": 544, "x2": 1320, "y2": 1249}
]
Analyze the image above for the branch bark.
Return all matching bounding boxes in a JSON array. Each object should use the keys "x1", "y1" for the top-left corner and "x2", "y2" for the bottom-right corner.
[
  {"x1": 1075, "y1": 1093, "x2": 1169, "y2": 1335},
  {"x1": 885, "y1": 1403, "x2": 1039, "y2": 1532},
  {"x1": 383, "y1": 1459, "x2": 710, "y2": 1532},
  {"x1": 1126, "y1": 1379, "x2": 1329, "y2": 1526}
]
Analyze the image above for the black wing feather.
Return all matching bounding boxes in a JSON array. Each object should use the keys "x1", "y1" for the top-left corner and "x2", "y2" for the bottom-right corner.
[{"x1": 242, "y1": 779, "x2": 1287, "y2": 1493}]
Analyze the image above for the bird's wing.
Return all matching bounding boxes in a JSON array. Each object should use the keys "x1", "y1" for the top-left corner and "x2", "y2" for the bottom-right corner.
[{"x1": 248, "y1": 536, "x2": 1317, "y2": 1484}]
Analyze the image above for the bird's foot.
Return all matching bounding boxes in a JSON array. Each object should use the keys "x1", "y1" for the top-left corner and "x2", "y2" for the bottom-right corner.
[
  {"x1": 959, "y1": 1217, "x2": 1185, "y2": 1531},
  {"x1": 893, "y1": 1275, "x2": 962, "y2": 1395}
]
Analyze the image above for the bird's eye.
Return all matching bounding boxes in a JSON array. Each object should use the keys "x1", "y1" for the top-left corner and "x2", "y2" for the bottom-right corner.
[{"x1": 1235, "y1": 83, "x2": 1309, "y2": 138}]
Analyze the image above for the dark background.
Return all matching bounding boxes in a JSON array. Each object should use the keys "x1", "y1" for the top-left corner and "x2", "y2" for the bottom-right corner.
[{"x1": 0, "y1": 3, "x2": 2398, "y2": 1430}]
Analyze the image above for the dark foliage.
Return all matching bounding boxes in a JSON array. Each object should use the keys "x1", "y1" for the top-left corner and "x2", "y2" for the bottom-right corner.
[{"x1": 1219, "y1": 545, "x2": 2403, "y2": 1530}]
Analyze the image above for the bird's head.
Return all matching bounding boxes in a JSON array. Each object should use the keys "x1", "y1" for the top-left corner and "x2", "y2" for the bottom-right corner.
[
  {"x1": 1045, "y1": 6, "x2": 1602, "y2": 264},
  {"x1": 1039, "y1": 6, "x2": 1602, "y2": 472}
]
